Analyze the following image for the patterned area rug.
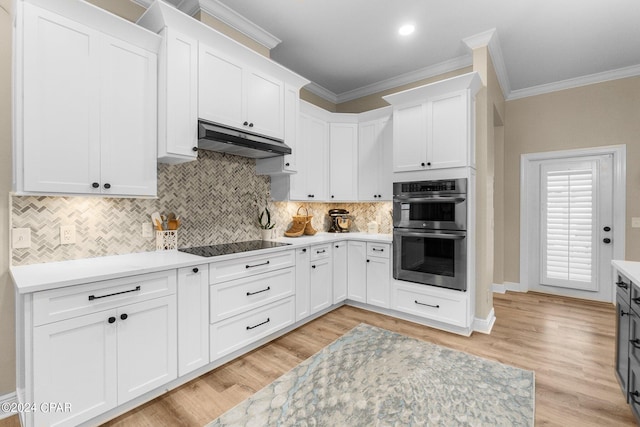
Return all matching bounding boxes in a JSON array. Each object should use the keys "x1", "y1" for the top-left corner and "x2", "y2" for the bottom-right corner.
[{"x1": 207, "y1": 324, "x2": 535, "y2": 426}]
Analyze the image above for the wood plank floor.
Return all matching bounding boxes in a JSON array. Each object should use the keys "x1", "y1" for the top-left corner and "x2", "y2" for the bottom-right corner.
[{"x1": 1, "y1": 291, "x2": 635, "y2": 426}]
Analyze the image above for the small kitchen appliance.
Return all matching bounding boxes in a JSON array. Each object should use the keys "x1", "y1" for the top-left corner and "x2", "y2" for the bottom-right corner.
[{"x1": 328, "y1": 209, "x2": 351, "y2": 233}]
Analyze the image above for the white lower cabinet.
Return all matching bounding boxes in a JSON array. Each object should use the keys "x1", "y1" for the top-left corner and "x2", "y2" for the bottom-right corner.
[
  {"x1": 210, "y1": 297, "x2": 295, "y2": 360},
  {"x1": 177, "y1": 265, "x2": 209, "y2": 376},
  {"x1": 295, "y1": 247, "x2": 310, "y2": 321},
  {"x1": 32, "y1": 294, "x2": 176, "y2": 427},
  {"x1": 391, "y1": 280, "x2": 468, "y2": 327},
  {"x1": 333, "y1": 242, "x2": 348, "y2": 303},
  {"x1": 309, "y1": 244, "x2": 333, "y2": 314},
  {"x1": 366, "y1": 243, "x2": 391, "y2": 308},
  {"x1": 347, "y1": 241, "x2": 367, "y2": 303}
]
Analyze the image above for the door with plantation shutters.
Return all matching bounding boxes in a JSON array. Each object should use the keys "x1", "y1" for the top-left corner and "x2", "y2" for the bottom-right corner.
[{"x1": 536, "y1": 155, "x2": 613, "y2": 299}]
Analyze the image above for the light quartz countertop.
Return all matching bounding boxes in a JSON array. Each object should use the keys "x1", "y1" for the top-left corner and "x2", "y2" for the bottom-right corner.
[
  {"x1": 11, "y1": 232, "x2": 392, "y2": 294},
  {"x1": 612, "y1": 260, "x2": 640, "y2": 284}
]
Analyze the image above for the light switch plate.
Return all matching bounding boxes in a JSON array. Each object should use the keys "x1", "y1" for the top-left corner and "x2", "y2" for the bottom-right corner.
[
  {"x1": 60, "y1": 225, "x2": 76, "y2": 245},
  {"x1": 12, "y1": 228, "x2": 31, "y2": 249},
  {"x1": 633, "y1": 217, "x2": 640, "y2": 228}
]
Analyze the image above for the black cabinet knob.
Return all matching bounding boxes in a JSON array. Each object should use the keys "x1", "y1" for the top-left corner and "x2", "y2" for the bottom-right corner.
[
  {"x1": 302, "y1": 248, "x2": 307, "y2": 253},
  {"x1": 604, "y1": 226, "x2": 611, "y2": 232},
  {"x1": 193, "y1": 267, "x2": 199, "y2": 273},
  {"x1": 378, "y1": 194, "x2": 382, "y2": 198},
  {"x1": 108, "y1": 316, "x2": 116, "y2": 324},
  {"x1": 243, "y1": 121, "x2": 249, "y2": 126},
  {"x1": 427, "y1": 162, "x2": 431, "y2": 166},
  {"x1": 603, "y1": 238, "x2": 611, "y2": 244},
  {"x1": 335, "y1": 245, "x2": 339, "y2": 248},
  {"x1": 192, "y1": 147, "x2": 198, "y2": 152},
  {"x1": 92, "y1": 182, "x2": 99, "y2": 188},
  {"x1": 331, "y1": 195, "x2": 334, "y2": 198},
  {"x1": 104, "y1": 183, "x2": 111, "y2": 189},
  {"x1": 120, "y1": 313, "x2": 128, "y2": 321},
  {"x1": 311, "y1": 265, "x2": 316, "y2": 269},
  {"x1": 421, "y1": 162, "x2": 425, "y2": 167},
  {"x1": 285, "y1": 162, "x2": 290, "y2": 166},
  {"x1": 366, "y1": 259, "x2": 370, "y2": 263},
  {"x1": 249, "y1": 123, "x2": 254, "y2": 127}
]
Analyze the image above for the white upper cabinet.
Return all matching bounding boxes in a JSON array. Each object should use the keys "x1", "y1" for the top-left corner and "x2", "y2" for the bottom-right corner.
[
  {"x1": 289, "y1": 112, "x2": 328, "y2": 200},
  {"x1": 199, "y1": 43, "x2": 284, "y2": 140},
  {"x1": 16, "y1": 2, "x2": 159, "y2": 197},
  {"x1": 383, "y1": 72, "x2": 482, "y2": 174},
  {"x1": 157, "y1": 28, "x2": 199, "y2": 163},
  {"x1": 358, "y1": 114, "x2": 392, "y2": 201},
  {"x1": 328, "y1": 121, "x2": 358, "y2": 201}
]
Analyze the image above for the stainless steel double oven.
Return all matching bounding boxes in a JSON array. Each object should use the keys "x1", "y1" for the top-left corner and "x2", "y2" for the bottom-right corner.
[{"x1": 393, "y1": 178, "x2": 468, "y2": 291}]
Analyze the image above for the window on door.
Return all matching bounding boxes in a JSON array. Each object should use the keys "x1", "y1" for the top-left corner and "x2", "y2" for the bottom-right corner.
[{"x1": 540, "y1": 160, "x2": 598, "y2": 290}]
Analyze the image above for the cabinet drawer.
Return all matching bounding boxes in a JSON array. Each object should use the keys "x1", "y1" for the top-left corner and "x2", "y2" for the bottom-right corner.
[
  {"x1": 391, "y1": 282, "x2": 467, "y2": 327},
  {"x1": 618, "y1": 271, "x2": 632, "y2": 304},
  {"x1": 632, "y1": 283, "x2": 640, "y2": 315},
  {"x1": 210, "y1": 268, "x2": 294, "y2": 323},
  {"x1": 367, "y1": 242, "x2": 390, "y2": 259},
  {"x1": 310, "y1": 244, "x2": 331, "y2": 261},
  {"x1": 210, "y1": 296, "x2": 295, "y2": 361},
  {"x1": 210, "y1": 250, "x2": 294, "y2": 284},
  {"x1": 33, "y1": 270, "x2": 176, "y2": 326}
]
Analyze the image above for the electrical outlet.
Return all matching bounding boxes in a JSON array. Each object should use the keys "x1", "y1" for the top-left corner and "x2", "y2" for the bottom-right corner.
[
  {"x1": 142, "y1": 222, "x2": 153, "y2": 238},
  {"x1": 60, "y1": 225, "x2": 76, "y2": 245},
  {"x1": 12, "y1": 228, "x2": 31, "y2": 249},
  {"x1": 632, "y1": 217, "x2": 640, "y2": 228}
]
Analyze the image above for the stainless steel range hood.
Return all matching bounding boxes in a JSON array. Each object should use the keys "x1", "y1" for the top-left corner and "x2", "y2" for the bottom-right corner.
[{"x1": 197, "y1": 120, "x2": 291, "y2": 159}]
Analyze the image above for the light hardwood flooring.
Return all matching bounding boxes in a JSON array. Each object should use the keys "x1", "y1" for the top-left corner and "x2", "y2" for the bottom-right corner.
[{"x1": 1, "y1": 291, "x2": 635, "y2": 426}]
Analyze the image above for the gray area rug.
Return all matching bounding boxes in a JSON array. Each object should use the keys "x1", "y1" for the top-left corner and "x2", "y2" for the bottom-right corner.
[{"x1": 207, "y1": 324, "x2": 535, "y2": 426}]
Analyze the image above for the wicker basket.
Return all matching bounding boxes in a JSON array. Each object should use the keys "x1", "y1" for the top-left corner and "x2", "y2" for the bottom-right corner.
[{"x1": 285, "y1": 206, "x2": 313, "y2": 237}]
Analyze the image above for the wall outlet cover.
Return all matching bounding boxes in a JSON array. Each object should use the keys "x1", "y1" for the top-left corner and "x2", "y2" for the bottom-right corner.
[
  {"x1": 142, "y1": 222, "x2": 154, "y2": 238},
  {"x1": 60, "y1": 225, "x2": 76, "y2": 245},
  {"x1": 632, "y1": 217, "x2": 640, "y2": 228},
  {"x1": 12, "y1": 228, "x2": 31, "y2": 249}
]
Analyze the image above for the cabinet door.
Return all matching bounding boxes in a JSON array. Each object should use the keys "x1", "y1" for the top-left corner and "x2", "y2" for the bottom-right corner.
[
  {"x1": 33, "y1": 310, "x2": 117, "y2": 427},
  {"x1": 329, "y1": 123, "x2": 358, "y2": 201},
  {"x1": 22, "y1": 4, "x2": 101, "y2": 194},
  {"x1": 100, "y1": 35, "x2": 157, "y2": 196},
  {"x1": 245, "y1": 68, "x2": 284, "y2": 139},
  {"x1": 333, "y1": 242, "x2": 348, "y2": 303},
  {"x1": 117, "y1": 296, "x2": 177, "y2": 404},
  {"x1": 291, "y1": 113, "x2": 327, "y2": 200},
  {"x1": 427, "y1": 91, "x2": 468, "y2": 169},
  {"x1": 367, "y1": 257, "x2": 390, "y2": 308},
  {"x1": 178, "y1": 265, "x2": 209, "y2": 376},
  {"x1": 295, "y1": 247, "x2": 311, "y2": 321},
  {"x1": 358, "y1": 120, "x2": 380, "y2": 201},
  {"x1": 377, "y1": 117, "x2": 394, "y2": 200},
  {"x1": 392, "y1": 103, "x2": 427, "y2": 173},
  {"x1": 309, "y1": 258, "x2": 332, "y2": 314},
  {"x1": 347, "y1": 241, "x2": 367, "y2": 303},
  {"x1": 198, "y1": 44, "x2": 243, "y2": 128},
  {"x1": 282, "y1": 84, "x2": 299, "y2": 172},
  {"x1": 159, "y1": 28, "x2": 198, "y2": 161}
]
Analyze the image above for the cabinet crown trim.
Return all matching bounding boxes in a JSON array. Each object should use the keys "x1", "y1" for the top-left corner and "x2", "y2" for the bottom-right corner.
[{"x1": 382, "y1": 72, "x2": 482, "y2": 106}]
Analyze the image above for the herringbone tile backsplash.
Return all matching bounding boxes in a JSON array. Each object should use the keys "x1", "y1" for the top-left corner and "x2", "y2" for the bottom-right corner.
[{"x1": 11, "y1": 151, "x2": 391, "y2": 265}]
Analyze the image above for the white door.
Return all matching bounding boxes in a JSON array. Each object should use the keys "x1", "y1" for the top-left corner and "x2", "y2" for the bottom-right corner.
[
  {"x1": 177, "y1": 265, "x2": 209, "y2": 376},
  {"x1": 347, "y1": 241, "x2": 367, "y2": 303},
  {"x1": 333, "y1": 242, "x2": 348, "y2": 303},
  {"x1": 329, "y1": 122, "x2": 358, "y2": 201},
  {"x1": 427, "y1": 91, "x2": 468, "y2": 169},
  {"x1": 531, "y1": 154, "x2": 614, "y2": 301},
  {"x1": 366, "y1": 257, "x2": 390, "y2": 308},
  {"x1": 245, "y1": 68, "x2": 284, "y2": 139},
  {"x1": 392, "y1": 103, "x2": 427, "y2": 172},
  {"x1": 309, "y1": 258, "x2": 332, "y2": 314},
  {"x1": 198, "y1": 44, "x2": 243, "y2": 127}
]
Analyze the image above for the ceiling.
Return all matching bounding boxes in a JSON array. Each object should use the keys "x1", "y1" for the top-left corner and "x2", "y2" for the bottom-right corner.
[{"x1": 153, "y1": 0, "x2": 640, "y2": 102}]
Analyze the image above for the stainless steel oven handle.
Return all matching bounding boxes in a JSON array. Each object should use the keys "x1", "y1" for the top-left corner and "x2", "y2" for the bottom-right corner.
[
  {"x1": 393, "y1": 196, "x2": 466, "y2": 203},
  {"x1": 394, "y1": 230, "x2": 466, "y2": 240}
]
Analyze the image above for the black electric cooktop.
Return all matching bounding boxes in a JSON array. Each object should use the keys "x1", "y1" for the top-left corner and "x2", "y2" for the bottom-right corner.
[{"x1": 178, "y1": 240, "x2": 291, "y2": 257}]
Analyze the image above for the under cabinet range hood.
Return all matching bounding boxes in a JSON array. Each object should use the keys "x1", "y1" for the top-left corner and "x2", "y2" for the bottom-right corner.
[{"x1": 197, "y1": 120, "x2": 291, "y2": 159}]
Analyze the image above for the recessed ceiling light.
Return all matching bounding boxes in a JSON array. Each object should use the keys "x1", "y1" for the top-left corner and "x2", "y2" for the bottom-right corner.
[{"x1": 398, "y1": 24, "x2": 415, "y2": 36}]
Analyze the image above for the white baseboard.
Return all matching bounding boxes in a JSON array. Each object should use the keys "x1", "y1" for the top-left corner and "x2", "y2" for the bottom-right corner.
[
  {"x1": 493, "y1": 282, "x2": 527, "y2": 293},
  {"x1": 473, "y1": 308, "x2": 496, "y2": 334},
  {"x1": 0, "y1": 392, "x2": 17, "y2": 420}
]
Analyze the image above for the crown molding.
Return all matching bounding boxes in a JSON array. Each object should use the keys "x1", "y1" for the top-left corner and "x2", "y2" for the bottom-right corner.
[
  {"x1": 175, "y1": 0, "x2": 281, "y2": 49},
  {"x1": 463, "y1": 28, "x2": 511, "y2": 99},
  {"x1": 335, "y1": 55, "x2": 473, "y2": 104},
  {"x1": 507, "y1": 64, "x2": 640, "y2": 100},
  {"x1": 303, "y1": 82, "x2": 340, "y2": 105}
]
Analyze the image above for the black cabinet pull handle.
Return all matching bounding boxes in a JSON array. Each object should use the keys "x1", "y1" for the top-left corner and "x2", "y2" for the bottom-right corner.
[
  {"x1": 192, "y1": 147, "x2": 198, "y2": 152},
  {"x1": 193, "y1": 267, "x2": 199, "y2": 273},
  {"x1": 92, "y1": 182, "x2": 99, "y2": 188},
  {"x1": 622, "y1": 310, "x2": 630, "y2": 317},
  {"x1": 617, "y1": 281, "x2": 629, "y2": 289},
  {"x1": 246, "y1": 260, "x2": 270, "y2": 269},
  {"x1": 120, "y1": 313, "x2": 128, "y2": 321},
  {"x1": 372, "y1": 248, "x2": 384, "y2": 252},
  {"x1": 317, "y1": 249, "x2": 326, "y2": 254},
  {"x1": 415, "y1": 300, "x2": 439, "y2": 308},
  {"x1": 632, "y1": 391, "x2": 640, "y2": 405},
  {"x1": 633, "y1": 297, "x2": 640, "y2": 304},
  {"x1": 246, "y1": 318, "x2": 270, "y2": 330},
  {"x1": 631, "y1": 339, "x2": 640, "y2": 349},
  {"x1": 247, "y1": 286, "x2": 271, "y2": 296},
  {"x1": 89, "y1": 285, "x2": 141, "y2": 301},
  {"x1": 108, "y1": 317, "x2": 116, "y2": 324}
]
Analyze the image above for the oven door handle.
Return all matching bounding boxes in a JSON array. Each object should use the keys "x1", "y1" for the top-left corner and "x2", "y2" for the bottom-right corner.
[
  {"x1": 393, "y1": 196, "x2": 466, "y2": 203},
  {"x1": 394, "y1": 230, "x2": 466, "y2": 240}
]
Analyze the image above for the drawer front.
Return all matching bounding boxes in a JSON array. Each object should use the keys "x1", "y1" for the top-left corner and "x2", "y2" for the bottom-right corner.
[
  {"x1": 630, "y1": 309, "x2": 640, "y2": 366},
  {"x1": 391, "y1": 282, "x2": 467, "y2": 327},
  {"x1": 629, "y1": 361, "x2": 640, "y2": 423},
  {"x1": 210, "y1": 267, "x2": 295, "y2": 323},
  {"x1": 210, "y1": 296, "x2": 295, "y2": 361},
  {"x1": 310, "y1": 244, "x2": 331, "y2": 261},
  {"x1": 33, "y1": 270, "x2": 176, "y2": 326},
  {"x1": 367, "y1": 242, "x2": 390, "y2": 259},
  {"x1": 617, "y1": 271, "x2": 632, "y2": 304},
  {"x1": 632, "y1": 282, "x2": 640, "y2": 315},
  {"x1": 210, "y1": 250, "x2": 294, "y2": 284}
]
